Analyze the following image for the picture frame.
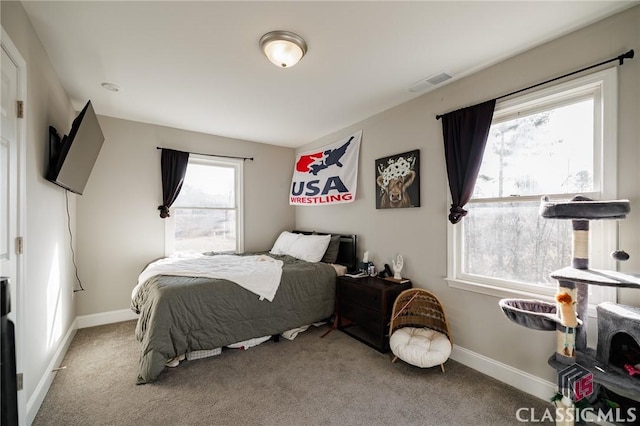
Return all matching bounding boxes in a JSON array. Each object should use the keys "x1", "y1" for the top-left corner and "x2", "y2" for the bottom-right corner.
[{"x1": 375, "y1": 149, "x2": 420, "y2": 209}]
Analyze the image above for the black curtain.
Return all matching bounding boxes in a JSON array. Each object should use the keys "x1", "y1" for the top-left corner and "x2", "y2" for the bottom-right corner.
[
  {"x1": 441, "y1": 99, "x2": 496, "y2": 224},
  {"x1": 157, "y1": 149, "x2": 189, "y2": 218}
]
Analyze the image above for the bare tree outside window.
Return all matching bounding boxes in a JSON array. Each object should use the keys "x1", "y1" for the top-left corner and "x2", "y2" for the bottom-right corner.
[
  {"x1": 449, "y1": 69, "x2": 617, "y2": 306},
  {"x1": 173, "y1": 160, "x2": 240, "y2": 253},
  {"x1": 464, "y1": 99, "x2": 594, "y2": 287}
]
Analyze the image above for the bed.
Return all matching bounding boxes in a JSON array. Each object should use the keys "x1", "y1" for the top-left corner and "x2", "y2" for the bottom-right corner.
[{"x1": 130, "y1": 231, "x2": 357, "y2": 384}]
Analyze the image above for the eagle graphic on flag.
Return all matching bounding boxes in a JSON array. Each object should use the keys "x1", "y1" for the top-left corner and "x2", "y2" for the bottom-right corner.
[{"x1": 290, "y1": 131, "x2": 362, "y2": 205}]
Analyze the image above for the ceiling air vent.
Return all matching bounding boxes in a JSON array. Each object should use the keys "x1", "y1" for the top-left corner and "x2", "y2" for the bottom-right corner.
[
  {"x1": 426, "y1": 72, "x2": 452, "y2": 85},
  {"x1": 409, "y1": 72, "x2": 453, "y2": 93}
]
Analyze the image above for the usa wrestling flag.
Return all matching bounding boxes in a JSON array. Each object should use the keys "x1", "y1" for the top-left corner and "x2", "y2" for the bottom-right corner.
[{"x1": 290, "y1": 131, "x2": 362, "y2": 205}]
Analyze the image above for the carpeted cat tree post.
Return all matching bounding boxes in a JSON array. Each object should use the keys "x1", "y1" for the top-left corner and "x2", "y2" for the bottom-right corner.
[{"x1": 499, "y1": 196, "x2": 639, "y2": 426}]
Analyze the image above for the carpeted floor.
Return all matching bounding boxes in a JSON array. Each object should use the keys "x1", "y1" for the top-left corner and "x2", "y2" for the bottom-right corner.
[{"x1": 33, "y1": 320, "x2": 553, "y2": 425}]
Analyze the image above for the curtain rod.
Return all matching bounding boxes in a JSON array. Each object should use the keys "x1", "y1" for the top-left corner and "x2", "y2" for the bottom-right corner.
[
  {"x1": 435, "y1": 49, "x2": 634, "y2": 120},
  {"x1": 156, "y1": 147, "x2": 254, "y2": 161}
]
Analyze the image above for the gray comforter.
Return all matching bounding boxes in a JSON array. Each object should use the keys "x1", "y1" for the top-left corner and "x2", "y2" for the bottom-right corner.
[{"x1": 131, "y1": 253, "x2": 336, "y2": 383}]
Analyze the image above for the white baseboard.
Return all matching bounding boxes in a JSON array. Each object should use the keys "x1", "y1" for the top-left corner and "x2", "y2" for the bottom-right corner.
[
  {"x1": 26, "y1": 318, "x2": 78, "y2": 425},
  {"x1": 450, "y1": 344, "x2": 556, "y2": 402},
  {"x1": 76, "y1": 308, "x2": 138, "y2": 329}
]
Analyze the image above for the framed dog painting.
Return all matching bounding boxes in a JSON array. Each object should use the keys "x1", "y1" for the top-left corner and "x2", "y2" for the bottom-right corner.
[{"x1": 375, "y1": 150, "x2": 420, "y2": 209}]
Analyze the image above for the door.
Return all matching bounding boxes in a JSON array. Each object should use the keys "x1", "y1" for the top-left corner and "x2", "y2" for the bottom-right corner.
[
  {"x1": 1, "y1": 42, "x2": 19, "y2": 324},
  {"x1": 1, "y1": 30, "x2": 25, "y2": 424}
]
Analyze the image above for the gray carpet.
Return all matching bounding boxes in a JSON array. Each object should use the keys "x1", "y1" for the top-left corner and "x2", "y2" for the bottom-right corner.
[{"x1": 34, "y1": 321, "x2": 553, "y2": 425}]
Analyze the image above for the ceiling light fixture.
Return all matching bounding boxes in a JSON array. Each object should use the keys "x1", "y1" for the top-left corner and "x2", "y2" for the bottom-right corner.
[{"x1": 259, "y1": 31, "x2": 307, "y2": 69}]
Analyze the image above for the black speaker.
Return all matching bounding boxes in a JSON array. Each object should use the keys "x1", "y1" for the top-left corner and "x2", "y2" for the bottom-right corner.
[{"x1": 1, "y1": 277, "x2": 19, "y2": 425}]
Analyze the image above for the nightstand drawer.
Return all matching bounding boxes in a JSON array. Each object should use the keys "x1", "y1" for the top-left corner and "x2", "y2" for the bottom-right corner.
[
  {"x1": 338, "y1": 301, "x2": 383, "y2": 334},
  {"x1": 336, "y1": 275, "x2": 411, "y2": 353},
  {"x1": 339, "y1": 280, "x2": 381, "y2": 310}
]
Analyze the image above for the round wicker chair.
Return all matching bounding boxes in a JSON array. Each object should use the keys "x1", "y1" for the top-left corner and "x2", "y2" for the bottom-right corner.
[{"x1": 388, "y1": 288, "x2": 452, "y2": 372}]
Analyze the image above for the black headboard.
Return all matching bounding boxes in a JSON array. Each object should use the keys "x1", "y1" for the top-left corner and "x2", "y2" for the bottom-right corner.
[{"x1": 292, "y1": 230, "x2": 357, "y2": 273}]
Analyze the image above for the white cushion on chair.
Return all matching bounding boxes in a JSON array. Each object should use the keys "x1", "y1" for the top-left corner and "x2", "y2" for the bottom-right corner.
[{"x1": 390, "y1": 327, "x2": 452, "y2": 368}]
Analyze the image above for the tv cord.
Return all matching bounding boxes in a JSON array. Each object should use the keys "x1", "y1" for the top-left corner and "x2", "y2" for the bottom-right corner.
[{"x1": 65, "y1": 190, "x2": 85, "y2": 292}]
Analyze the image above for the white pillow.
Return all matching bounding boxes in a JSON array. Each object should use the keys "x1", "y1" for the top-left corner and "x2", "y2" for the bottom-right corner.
[
  {"x1": 269, "y1": 231, "x2": 301, "y2": 255},
  {"x1": 288, "y1": 234, "x2": 331, "y2": 263}
]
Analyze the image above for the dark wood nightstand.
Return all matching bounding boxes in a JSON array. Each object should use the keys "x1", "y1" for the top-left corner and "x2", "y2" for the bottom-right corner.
[{"x1": 336, "y1": 275, "x2": 411, "y2": 353}]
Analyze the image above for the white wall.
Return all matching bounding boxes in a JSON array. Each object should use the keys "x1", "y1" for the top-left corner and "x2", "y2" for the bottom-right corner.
[
  {"x1": 75, "y1": 116, "x2": 295, "y2": 315},
  {"x1": 2, "y1": 1, "x2": 78, "y2": 422},
  {"x1": 296, "y1": 5, "x2": 640, "y2": 385}
]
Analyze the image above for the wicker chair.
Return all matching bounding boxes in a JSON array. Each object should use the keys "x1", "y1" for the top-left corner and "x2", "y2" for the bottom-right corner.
[{"x1": 388, "y1": 288, "x2": 452, "y2": 372}]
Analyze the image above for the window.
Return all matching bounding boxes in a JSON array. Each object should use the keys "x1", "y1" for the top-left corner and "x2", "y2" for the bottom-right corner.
[
  {"x1": 447, "y1": 68, "x2": 617, "y2": 305},
  {"x1": 165, "y1": 155, "x2": 243, "y2": 254}
]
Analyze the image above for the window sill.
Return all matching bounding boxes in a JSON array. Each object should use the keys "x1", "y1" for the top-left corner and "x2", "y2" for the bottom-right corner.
[
  {"x1": 446, "y1": 277, "x2": 555, "y2": 301},
  {"x1": 445, "y1": 277, "x2": 602, "y2": 319}
]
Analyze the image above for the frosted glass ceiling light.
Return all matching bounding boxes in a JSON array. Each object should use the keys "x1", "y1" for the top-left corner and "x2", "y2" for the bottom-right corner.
[{"x1": 260, "y1": 31, "x2": 307, "y2": 68}]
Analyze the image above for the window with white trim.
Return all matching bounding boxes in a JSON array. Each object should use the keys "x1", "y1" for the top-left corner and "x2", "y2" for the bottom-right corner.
[
  {"x1": 447, "y1": 68, "x2": 617, "y2": 305},
  {"x1": 165, "y1": 155, "x2": 244, "y2": 255}
]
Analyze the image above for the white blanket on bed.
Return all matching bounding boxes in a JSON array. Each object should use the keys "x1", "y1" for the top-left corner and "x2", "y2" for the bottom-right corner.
[{"x1": 132, "y1": 253, "x2": 284, "y2": 302}]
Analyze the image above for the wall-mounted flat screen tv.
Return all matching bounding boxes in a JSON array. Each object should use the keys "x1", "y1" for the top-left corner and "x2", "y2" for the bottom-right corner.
[{"x1": 46, "y1": 101, "x2": 104, "y2": 195}]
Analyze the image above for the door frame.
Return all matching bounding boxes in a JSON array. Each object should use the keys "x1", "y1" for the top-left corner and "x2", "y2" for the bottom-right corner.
[{"x1": 2, "y1": 26, "x2": 28, "y2": 425}]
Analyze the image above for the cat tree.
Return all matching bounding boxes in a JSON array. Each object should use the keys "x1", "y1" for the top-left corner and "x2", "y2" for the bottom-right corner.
[{"x1": 499, "y1": 196, "x2": 639, "y2": 425}]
